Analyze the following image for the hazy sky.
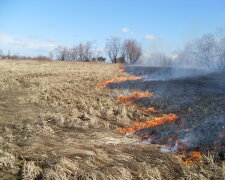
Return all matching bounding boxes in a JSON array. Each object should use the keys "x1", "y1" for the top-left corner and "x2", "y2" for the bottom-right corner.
[{"x1": 0, "y1": 0, "x2": 225, "y2": 56}]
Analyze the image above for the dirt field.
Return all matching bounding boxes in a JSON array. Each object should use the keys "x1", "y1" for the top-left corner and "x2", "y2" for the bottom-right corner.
[{"x1": 0, "y1": 60, "x2": 224, "y2": 180}]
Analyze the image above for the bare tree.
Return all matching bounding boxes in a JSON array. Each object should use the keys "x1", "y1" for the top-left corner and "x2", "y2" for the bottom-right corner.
[
  {"x1": 53, "y1": 46, "x2": 69, "y2": 61},
  {"x1": 77, "y1": 43, "x2": 85, "y2": 61},
  {"x1": 123, "y1": 40, "x2": 142, "y2": 64},
  {"x1": 217, "y1": 37, "x2": 225, "y2": 70},
  {"x1": 77, "y1": 42, "x2": 93, "y2": 61},
  {"x1": 195, "y1": 34, "x2": 217, "y2": 69},
  {"x1": 178, "y1": 33, "x2": 225, "y2": 70},
  {"x1": 51, "y1": 42, "x2": 95, "y2": 61},
  {"x1": 105, "y1": 37, "x2": 122, "y2": 63},
  {"x1": 69, "y1": 46, "x2": 79, "y2": 61},
  {"x1": 83, "y1": 42, "x2": 93, "y2": 61}
]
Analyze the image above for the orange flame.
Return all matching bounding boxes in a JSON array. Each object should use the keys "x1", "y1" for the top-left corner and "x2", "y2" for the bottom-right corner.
[
  {"x1": 181, "y1": 151, "x2": 201, "y2": 164},
  {"x1": 97, "y1": 65, "x2": 142, "y2": 87},
  {"x1": 116, "y1": 91, "x2": 154, "y2": 105},
  {"x1": 119, "y1": 113, "x2": 179, "y2": 135},
  {"x1": 143, "y1": 107, "x2": 159, "y2": 113},
  {"x1": 119, "y1": 66, "x2": 125, "y2": 72},
  {"x1": 97, "y1": 76, "x2": 142, "y2": 87},
  {"x1": 116, "y1": 91, "x2": 158, "y2": 113}
]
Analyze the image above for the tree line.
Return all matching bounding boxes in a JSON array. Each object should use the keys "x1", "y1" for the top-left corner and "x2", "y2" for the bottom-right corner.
[
  {"x1": 0, "y1": 50, "x2": 51, "y2": 61},
  {"x1": 50, "y1": 37, "x2": 142, "y2": 64}
]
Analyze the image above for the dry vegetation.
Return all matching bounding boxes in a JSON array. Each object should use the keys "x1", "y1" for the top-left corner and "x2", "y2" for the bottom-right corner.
[{"x1": 0, "y1": 60, "x2": 225, "y2": 180}]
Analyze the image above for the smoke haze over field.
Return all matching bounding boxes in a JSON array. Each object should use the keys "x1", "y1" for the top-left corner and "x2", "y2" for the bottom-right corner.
[{"x1": 139, "y1": 31, "x2": 225, "y2": 75}]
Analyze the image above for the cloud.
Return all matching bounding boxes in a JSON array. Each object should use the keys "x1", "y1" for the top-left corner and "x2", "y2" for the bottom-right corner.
[
  {"x1": 122, "y1": 27, "x2": 130, "y2": 33},
  {"x1": 122, "y1": 27, "x2": 138, "y2": 36},
  {"x1": 144, "y1": 35, "x2": 156, "y2": 40},
  {"x1": 0, "y1": 32, "x2": 58, "y2": 56}
]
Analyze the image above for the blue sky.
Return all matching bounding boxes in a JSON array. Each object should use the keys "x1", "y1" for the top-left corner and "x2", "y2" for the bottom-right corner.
[{"x1": 0, "y1": 0, "x2": 225, "y2": 57}]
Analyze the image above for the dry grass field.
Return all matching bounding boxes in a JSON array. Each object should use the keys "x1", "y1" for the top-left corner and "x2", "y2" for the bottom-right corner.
[{"x1": 0, "y1": 60, "x2": 225, "y2": 180}]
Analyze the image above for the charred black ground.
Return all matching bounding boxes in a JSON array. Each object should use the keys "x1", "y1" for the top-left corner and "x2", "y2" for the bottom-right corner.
[{"x1": 109, "y1": 66, "x2": 225, "y2": 154}]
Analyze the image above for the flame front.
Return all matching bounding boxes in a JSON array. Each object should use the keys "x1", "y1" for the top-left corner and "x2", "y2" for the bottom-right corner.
[
  {"x1": 142, "y1": 107, "x2": 159, "y2": 113},
  {"x1": 97, "y1": 66, "x2": 142, "y2": 87},
  {"x1": 116, "y1": 91, "x2": 154, "y2": 105},
  {"x1": 97, "y1": 66, "x2": 202, "y2": 165},
  {"x1": 119, "y1": 113, "x2": 179, "y2": 134},
  {"x1": 97, "y1": 76, "x2": 142, "y2": 87}
]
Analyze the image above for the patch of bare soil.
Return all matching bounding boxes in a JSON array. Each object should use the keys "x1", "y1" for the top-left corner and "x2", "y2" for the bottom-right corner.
[{"x1": 0, "y1": 60, "x2": 224, "y2": 179}]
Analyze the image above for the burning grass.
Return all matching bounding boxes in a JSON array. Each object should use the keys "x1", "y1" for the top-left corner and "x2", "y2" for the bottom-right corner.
[
  {"x1": 116, "y1": 91, "x2": 159, "y2": 113},
  {"x1": 119, "y1": 113, "x2": 179, "y2": 135},
  {"x1": 0, "y1": 60, "x2": 224, "y2": 179},
  {"x1": 116, "y1": 91, "x2": 153, "y2": 105},
  {"x1": 97, "y1": 76, "x2": 142, "y2": 87},
  {"x1": 181, "y1": 151, "x2": 201, "y2": 165}
]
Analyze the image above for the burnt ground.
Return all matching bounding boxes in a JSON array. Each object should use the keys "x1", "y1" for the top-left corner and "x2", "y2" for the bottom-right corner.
[{"x1": 109, "y1": 66, "x2": 225, "y2": 154}]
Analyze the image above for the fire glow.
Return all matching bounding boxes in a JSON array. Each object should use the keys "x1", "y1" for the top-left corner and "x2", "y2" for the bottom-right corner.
[
  {"x1": 116, "y1": 91, "x2": 153, "y2": 105},
  {"x1": 97, "y1": 76, "x2": 143, "y2": 87},
  {"x1": 142, "y1": 107, "x2": 159, "y2": 113},
  {"x1": 119, "y1": 113, "x2": 179, "y2": 134},
  {"x1": 180, "y1": 151, "x2": 201, "y2": 164},
  {"x1": 116, "y1": 91, "x2": 159, "y2": 113},
  {"x1": 97, "y1": 66, "x2": 143, "y2": 87}
]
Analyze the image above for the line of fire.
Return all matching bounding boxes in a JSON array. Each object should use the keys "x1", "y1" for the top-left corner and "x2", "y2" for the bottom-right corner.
[{"x1": 98, "y1": 66, "x2": 225, "y2": 164}]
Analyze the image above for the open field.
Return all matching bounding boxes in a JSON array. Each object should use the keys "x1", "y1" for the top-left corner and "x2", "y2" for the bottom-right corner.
[{"x1": 0, "y1": 60, "x2": 225, "y2": 179}]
